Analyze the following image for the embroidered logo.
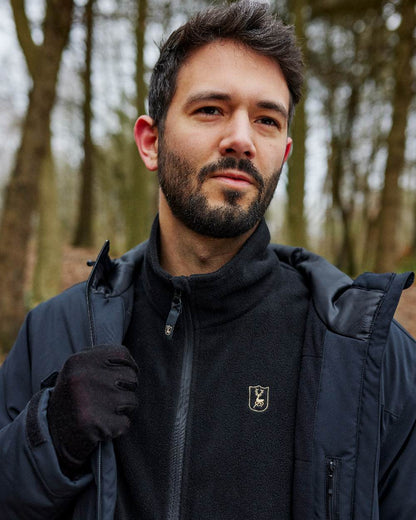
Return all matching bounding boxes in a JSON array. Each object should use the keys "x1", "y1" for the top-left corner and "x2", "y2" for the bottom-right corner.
[{"x1": 249, "y1": 385, "x2": 269, "y2": 413}]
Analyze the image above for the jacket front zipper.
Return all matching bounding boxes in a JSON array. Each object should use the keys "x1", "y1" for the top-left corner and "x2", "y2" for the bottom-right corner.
[
  {"x1": 85, "y1": 243, "x2": 108, "y2": 520},
  {"x1": 166, "y1": 288, "x2": 194, "y2": 520},
  {"x1": 326, "y1": 458, "x2": 339, "y2": 520}
]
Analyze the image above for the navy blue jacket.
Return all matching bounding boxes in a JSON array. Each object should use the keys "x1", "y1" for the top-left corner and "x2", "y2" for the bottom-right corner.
[{"x1": 0, "y1": 230, "x2": 415, "y2": 519}]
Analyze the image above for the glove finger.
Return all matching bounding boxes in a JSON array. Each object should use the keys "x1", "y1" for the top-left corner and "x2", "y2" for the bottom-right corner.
[
  {"x1": 116, "y1": 403, "x2": 138, "y2": 417},
  {"x1": 115, "y1": 379, "x2": 138, "y2": 392},
  {"x1": 107, "y1": 356, "x2": 138, "y2": 371},
  {"x1": 89, "y1": 414, "x2": 131, "y2": 441},
  {"x1": 98, "y1": 344, "x2": 139, "y2": 372},
  {"x1": 112, "y1": 385, "x2": 139, "y2": 415},
  {"x1": 110, "y1": 414, "x2": 131, "y2": 438}
]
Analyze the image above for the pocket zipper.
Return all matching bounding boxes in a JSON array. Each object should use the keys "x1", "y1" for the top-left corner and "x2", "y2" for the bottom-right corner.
[{"x1": 326, "y1": 458, "x2": 338, "y2": 520}]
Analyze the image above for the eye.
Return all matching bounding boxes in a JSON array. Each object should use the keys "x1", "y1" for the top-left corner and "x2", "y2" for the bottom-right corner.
[
  {"x1": 256, "y1": 116, "x2": 280, "y2": 129},
  {"x1": 195, "y1": 106, "x2": 222, "y2": 116}
]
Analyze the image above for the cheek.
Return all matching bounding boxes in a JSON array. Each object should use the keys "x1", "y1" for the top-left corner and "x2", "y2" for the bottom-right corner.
[
  {"x1": 263, "y1": 142, "x2": 287, "y2": 172},
  {"x1": 167, "y1": 119, "x2": 218, "y2": 156}
]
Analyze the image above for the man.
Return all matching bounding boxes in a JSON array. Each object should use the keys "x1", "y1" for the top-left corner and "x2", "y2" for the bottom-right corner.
[{"x1": 0, "y1": 2, "x2": 415, "y2": 519}]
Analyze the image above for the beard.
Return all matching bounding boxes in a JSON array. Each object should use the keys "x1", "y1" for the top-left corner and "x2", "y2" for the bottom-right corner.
[{"x1": 157, "y1": 139, "x2": 283, "y2": 238}]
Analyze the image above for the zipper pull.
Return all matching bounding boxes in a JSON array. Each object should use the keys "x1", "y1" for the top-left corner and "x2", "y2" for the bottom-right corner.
[
  {"x1": 165, "y1": 289, "x2": 182, "y2": 340},
  {"x1": 327, "y1": 459, "x2": 335, "y2": 497},
  {"x1": 326, "y1": 458, "x2": 337, "y2": 519}
]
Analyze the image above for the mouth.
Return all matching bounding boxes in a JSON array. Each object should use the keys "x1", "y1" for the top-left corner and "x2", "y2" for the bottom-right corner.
[{"x1": 209, "y1": 170, "x2": 256, "y2": 189}]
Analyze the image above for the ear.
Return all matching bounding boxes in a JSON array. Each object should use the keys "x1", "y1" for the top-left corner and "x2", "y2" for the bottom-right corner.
[
  {"x1": 283, "y1": 137, "x2": 292, "y2": 163},
  {"x1": 134, "y1": 115, "x2": 158, "y2": 171}
]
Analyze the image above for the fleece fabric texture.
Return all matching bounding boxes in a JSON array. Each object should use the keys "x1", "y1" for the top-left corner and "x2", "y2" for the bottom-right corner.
[{"x1": 114, "y1": 219, "x2": 310, "y2": 520}]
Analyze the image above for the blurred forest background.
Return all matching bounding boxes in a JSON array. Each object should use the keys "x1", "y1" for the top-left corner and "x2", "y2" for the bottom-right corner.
[{"x1": 0, "y1": 0, "x2": 416, "y2": 354}]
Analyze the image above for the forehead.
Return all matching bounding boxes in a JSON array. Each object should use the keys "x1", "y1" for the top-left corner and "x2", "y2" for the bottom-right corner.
[{"x1": 170, "y1": 39, "x2": 290, "y2": 112}]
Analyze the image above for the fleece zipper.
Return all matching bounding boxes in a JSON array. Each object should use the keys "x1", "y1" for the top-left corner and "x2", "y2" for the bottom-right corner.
[{"x1": 165, "y1": 287, "x2": 194, "y2": 520}]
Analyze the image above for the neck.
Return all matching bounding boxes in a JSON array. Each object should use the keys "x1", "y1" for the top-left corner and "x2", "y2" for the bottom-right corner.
[{"x1": 158, "y1": 196, "x2": 257, "y2": 277}]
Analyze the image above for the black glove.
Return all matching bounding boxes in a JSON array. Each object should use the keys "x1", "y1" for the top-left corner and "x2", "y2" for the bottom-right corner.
[{"x1": 47, "y1": 344, "x2": 139, "y2": 478}]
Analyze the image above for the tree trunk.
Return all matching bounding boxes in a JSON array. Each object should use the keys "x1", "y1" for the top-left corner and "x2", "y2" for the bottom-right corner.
[
  {"x1": 73, "y1": 0, "x2": 96, "y2": 247},
  {"x1": 374, "y1": 0, "x2": 415, "y2": 272},
  {"x1": 0, "y1": 0, "x2": 74, "y2": 353},
  {"x1": 335, "y1": 83, "x2": 359, "y2": 275},
  {"x1": 286, "y1": 0, "x2": 308, "y2": 247},
  {"x1": 10, "y1": 1, "x2": 63, "y2": 308},
  {"x1": 124, "y1": 0, "x2": 155, "y2": 250},
  {"x1": 411, "y1": 193, "x2": 416, "y2": 257},
  {"x1": 32, "y1": 141, "x2": 62, "y2": 305},
  {"x1": 328, "y1": 133, "x2": 355, "y2": 273}
]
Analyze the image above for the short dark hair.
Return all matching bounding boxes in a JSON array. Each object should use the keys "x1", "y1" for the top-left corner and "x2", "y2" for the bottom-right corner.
[{"x1": 148, "y1": 1, "x2": 304, "y2": 131}]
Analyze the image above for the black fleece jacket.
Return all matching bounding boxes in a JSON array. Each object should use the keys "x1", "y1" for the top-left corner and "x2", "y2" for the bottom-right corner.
[{"x1": 114, "y1": 219, "x2": 309, "y2": 520}]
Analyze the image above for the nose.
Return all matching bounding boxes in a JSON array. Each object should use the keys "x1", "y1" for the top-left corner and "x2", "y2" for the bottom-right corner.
[{"x1": 219, "y1": 112, "x2": 256, "y2": 160}]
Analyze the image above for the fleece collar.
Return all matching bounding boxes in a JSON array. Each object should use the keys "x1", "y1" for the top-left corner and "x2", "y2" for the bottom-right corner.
[{"x1": 140, "y1": 216, "x2": 282, "y2": 328}]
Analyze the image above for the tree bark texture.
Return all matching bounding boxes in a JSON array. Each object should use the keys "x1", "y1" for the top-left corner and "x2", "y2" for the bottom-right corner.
[
  {"x1": 374, "y1": 0, "x2": 415, "y2": 272},
  {"x1": 73, "y1": 0, "x2": 96, "y2": 247},
  {"x1": 32, "y1": 142, "x2": 62, "y2": 306},
  {"x1": 286, "y1": 0, "x2": 308, "y2": 247},
  {"x1": 124, "y1": 0, "x2": 156, "y2": 249},
  {"x1": 334, "y1": 84, "x2": 360, "y2": 275},
  {"x1": 0, "y1": 0, "x2": 74, "y2": 352},
  {"x1": 11, "y1": 0, "x2": 63, "y2": 310}
]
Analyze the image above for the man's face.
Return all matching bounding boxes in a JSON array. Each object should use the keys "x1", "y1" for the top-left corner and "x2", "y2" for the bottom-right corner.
[{"x1": 157, "y1": 39, "x2": 292, "y2": 238}]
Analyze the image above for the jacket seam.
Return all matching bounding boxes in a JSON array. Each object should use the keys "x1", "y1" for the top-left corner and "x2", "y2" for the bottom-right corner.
[
  {"x1": 311, "y1": 326, "x2": 327, "y2": 516},
  {"x1": 350, "y1": 335, "x2": 369, "y2": 517},
  {"x1": 311, "y1": 300, "x2": 368, "y2": 341},
  {"x1": 352, "y1": 276, "x2": 392, "y2": 518},
  {"x1": 369, "y1": 275, "x2": 393, "y2": 338},
  {"x1": 368, "y1": 276, "x2": 394, "y2": 519}
]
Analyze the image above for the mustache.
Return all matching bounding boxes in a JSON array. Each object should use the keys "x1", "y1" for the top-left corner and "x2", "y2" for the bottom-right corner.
[{"x1": 198, "y1": 157, "x2": 264, "y2": 191}]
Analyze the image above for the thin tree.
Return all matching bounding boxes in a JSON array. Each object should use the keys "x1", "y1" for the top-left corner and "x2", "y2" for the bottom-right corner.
[
  {"x1": 0, "y1": 0, "x2": 75, "y2": 352},
  {"x1": 124, "y1": 0, "x2": 155, "y2": 249},
  {"x1": 286, "y1": 0, "x2": 308, "y2": 247},
  {"x1": 8, "y1": 0, "x2": 63, "y2": 306},
  {"x1": 32, "y1": 138, "x2": 63, "y2": 306},
  {"x1": 73, "y1": 0, "x2": 96, "y2": 247},
  {"x1": 375, "y1": 0, "x2": 416, "y2": 272}
]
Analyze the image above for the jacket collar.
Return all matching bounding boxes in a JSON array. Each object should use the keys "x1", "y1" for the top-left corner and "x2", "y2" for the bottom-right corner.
[
  {"x1": 87, "y1": 218, "x2": 413, "y2": 340},
  {"x1": 87, "y1": 240, "x2": 148, "y2": 296},
  {"x1": 272, "y1": 244, "x2": 413, "y2": 340}
]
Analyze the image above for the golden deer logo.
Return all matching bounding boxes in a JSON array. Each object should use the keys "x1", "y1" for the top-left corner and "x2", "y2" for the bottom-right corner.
[{"x1": 249, "y1": 385, "x2": 269, "y2": 412}]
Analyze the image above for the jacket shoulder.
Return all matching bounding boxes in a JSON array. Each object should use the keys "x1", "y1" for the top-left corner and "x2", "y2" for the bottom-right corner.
[
  {"x1": 270, "y1": 243, "x2": 414, "y2": 341},
  {"x1": 28, "y1": 281, "x2": 90, "y2": 344}
]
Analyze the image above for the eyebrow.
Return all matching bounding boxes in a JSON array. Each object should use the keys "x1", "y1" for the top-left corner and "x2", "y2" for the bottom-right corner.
[
  {"x1": 257, "y1": 100, "x2": 289, "y2": 122},
  {"x1": 183, "y1": 91, "x2": 231, "y2": 110},
  {"x1": 184, "y1": 91, "x2": 289, "y2": 121}
]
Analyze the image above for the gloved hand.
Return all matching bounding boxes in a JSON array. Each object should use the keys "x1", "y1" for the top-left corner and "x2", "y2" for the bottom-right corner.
[{"x1": 47, "y1": 344, "x2": 139, "y2": 478}]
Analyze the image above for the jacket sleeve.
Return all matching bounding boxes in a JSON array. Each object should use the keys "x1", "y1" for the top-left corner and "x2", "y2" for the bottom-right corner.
[
  {"x1": 0, "y1": 308, "x2": 92, "y2": 519},
  {"x1": 378, "y1": 320, "x2": 416, "y2": 519}
]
